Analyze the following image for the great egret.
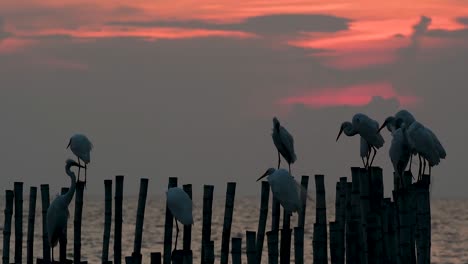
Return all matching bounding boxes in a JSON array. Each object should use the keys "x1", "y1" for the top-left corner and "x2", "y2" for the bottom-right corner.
[
  {"x1": 166, "y1": 187, "x2": 193, "y2": 250},
  {"x1": 336, "y1": 113, "x2": 385, "y2": 168},
  {"x1": 272, "y1": 117, "x2": 296, "y2": 174},
  {"x1": 257, "y1": 168, "x2": 302, "y2": 214},
  {"x1": 47, "y1": 159, "x2": 84, "y2": 262},
  {"x1": 66, "y1": 133, "x2": 93, "y2": 183}
]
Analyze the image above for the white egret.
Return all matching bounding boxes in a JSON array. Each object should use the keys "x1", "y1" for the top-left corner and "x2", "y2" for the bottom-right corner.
[
  {"x1": 336, "y1": 113, "x2": 385, "y2": 168},
  {"x1": 166, "y1": 187, "x2": 193, "y2": 250},
  {"x1": 66, "y1": 133, "x2": 93, "y2": 183},
  {"x1": 272, "y1": 117, "x2": 296, "y2": 174},
  {"x1": 47, "y1": 159, "x2": 84, "y2": 262},
  {"x1": 257, "y1": 168, "x2": 302, "y2": 214}
]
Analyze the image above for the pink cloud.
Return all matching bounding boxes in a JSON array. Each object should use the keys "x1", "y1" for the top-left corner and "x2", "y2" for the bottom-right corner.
[{"x1": 279, "y1": 82, "x2": 420, "y2": 108}]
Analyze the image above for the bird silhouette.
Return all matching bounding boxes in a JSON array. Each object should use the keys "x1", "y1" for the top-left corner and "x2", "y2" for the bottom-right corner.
[
  {"x1": 271, "y1": 117, "x2": 297, "y2": 174},
  {"x1": 166, "y1": 187, "x2": 193, "y2": 251},
  {"x1": 67, "y1": 133, "x2": 93, "y2": 184}
]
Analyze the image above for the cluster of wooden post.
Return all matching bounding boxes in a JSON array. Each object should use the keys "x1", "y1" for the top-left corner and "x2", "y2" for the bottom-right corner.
[{"x1": 1, "y1": 167, "x2": 432, "y2": 264}]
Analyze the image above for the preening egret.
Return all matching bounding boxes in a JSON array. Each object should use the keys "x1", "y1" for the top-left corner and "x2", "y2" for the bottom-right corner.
[
  {"x1": 336, "y1": 113, "x2": 385, "y2": 168},
  {"x1": 272, "y1": 117, "x2": 296, "y2": 174},
  {"x1": 166, "y1": 187, "x2": 193, "y2": 250},
  {"x1": 66, "y1": 133, "x2": 93, "y2": 183},
  {"x1": 257, "y1": 168, "x2": 302, "y2": 214},
  {"x1": 47, "y1": 159, "x2": 84, "y2": 261}
]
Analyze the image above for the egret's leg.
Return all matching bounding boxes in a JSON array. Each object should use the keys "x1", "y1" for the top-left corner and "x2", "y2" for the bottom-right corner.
[
  {"x1": 174, "y1": 219, "x2": 180, "y2": 250},
  {"x1": 277, "y1": 151, "x2": 281, "y2": 169},
  {"x1": 418, "y1": 155, "x2": 422, "y2": 179},
  {"x1": 84, "y1": 163, "x2": 87, "y2": 185},
  {"x1": 77, "y1": 158, "x2": 81, "y2": 182},
  {"x1": 422, "y1": 159, "x2": 427, "y2": 180},
  {"x1": 288, "y1": 163, "x2": 291, "y2": 175},
  {"x1": 369, "y1": 146, "x2": 377, "y2": 168},
  {"x1": 362, "y1": 157, "x2": 366, "y2": 167},
  {"x1": 51, "y1": 247, "x2": 54, "y2": 263}
]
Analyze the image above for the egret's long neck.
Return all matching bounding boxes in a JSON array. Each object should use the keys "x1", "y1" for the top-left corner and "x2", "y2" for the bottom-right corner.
[
  {"x1": 344, "y1": 123, "x2": 358, "y2": 136},
  {"x1": 64, "y1": 169, "x2": 76, "y2": 205}
]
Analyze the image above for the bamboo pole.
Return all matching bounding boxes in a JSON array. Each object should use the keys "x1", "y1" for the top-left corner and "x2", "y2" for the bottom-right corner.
[
  {"x1": 182, "y1": 184, "x2": 193, "y2": 264},
  {"x1": 349, "y1": 167, "x2": 362, "y2": 264},
  {"x1": 204, "y1": 241, "x2": 215, "y2": 264},
  {"x1": 366, "y1": 213, "x2": 383, "y2": 263},
  {"x1": 246, "y1": 231, "x2": 257, "y2": 264},
  {"x1": 416, "y1": 175, "x2": 431, "y2": 264},
  {"x1": 298, "y1": 175, "x2": 309, "y2": 228},
  {"x1": 255, "y1": 181, "x2": 269, "y2": 264},
  {"x1": 201, "y1": 185, "x2": 214, "y2": 264},
  {"x1": 358, "y1": 168, "x2": 370, "y2": 264},
  {"x1": 131, "y1": 178, "x2": 149, "y2": 263},
  {"x1": 150, "y1": 252, "x2": 161, "y2": 264},
  {"x1": 271, "y1": 197, "x2": 280, "y2": 231},
  {"x1": 102, "y1": 180, "x2": 113, "y2": 263},
  {"x1": 391, "y1": 201, "x2": 401, "y2": 264},
  {"x1": 221, "y1": 182, "x2": 237, "y2": 264},
  {"x1": 114, "y1": 175, "x2": 124, "y2": 264},
  {"x1": 26, "y1": 187, "x2": 37, "y2": 264},
  {"x1": 163, "y1": 177, "x2": 177, "y2": 264},
  {"x1": 344, "y1": 182, "x2": 353, "y2": 264},
  {"x1": 295, "y1": 176, "x2": 309, "y2": 264},
  {"x1": 231, "y1": 238, "x2": 242, "y2": 264},
  {"x1": 40, "y1": 184, "x2": 51, "y2": 262},
  {"x1": 60, "y1": 187, "x2": 69, "y2": 263},
  {"x1": 381, "y1": 198, "x2": 391, "y2": 263},
  {"x1": 313, "y1": 174, "x2": 327, "y2": 264},
  {"x1": 267, "y1": 231, "x2": 279, "y2": 264},
  {"x1": 294, "y1": 227, "x2": 304, "y2": 264},
  {"x1": 336, "y1": 177, "x2": 347, "y2": 264},
  {"x1": 329, "y1": 221, "x2": 339, "y2": 264},
  {"x1": 2, "y1": 190, "x2": 14, "y2": 264},
  {"x1": 14, "y1": 182, "x2": 23, "y2": 264},
  {"x1": 394, "y1": 188, "x2": 411, "y2": 264},
  {"x1": 74, "y1": 181, "x2": 86, "y2": 263},
  {"x1": 280, "y1": 210, "x2": 292, "y2": 264}
]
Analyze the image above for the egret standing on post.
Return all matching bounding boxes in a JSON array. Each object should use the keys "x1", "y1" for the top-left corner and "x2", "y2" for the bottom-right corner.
[
  {"x1": 271, "y1": 117, "x2": 296, "y2": 174},
  {"x1": 66, "y1": 133, "x2": 93, "y2": 184},
  {"x1": 47, "y1": 159, "x2": 84, "y2": 262},
  {"x1": 336, "y1": 113, "x2": 385, "y2": 168},
  {"x1": 166, "y1": 187, "x2": 193, "y2": 251}
]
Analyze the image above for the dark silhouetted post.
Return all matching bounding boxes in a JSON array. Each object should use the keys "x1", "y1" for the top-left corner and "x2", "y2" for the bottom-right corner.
[
  {"x1": 74, "y1": 181, "x2": 86, "y2": 263},
  {"x1": 358, "y1": 168, "x2": 370, "y2": 264},
  {"x1": 382, "y1": 198, "x2": 395, "y2": 264},
  {"x1": 246, "y1": 231, "x2": 257, "y2": 264},
  {"x1": 255, "y1": 181, "x2": 269, "y2": 264},
  {"x1": 2, "y1": 190, "x2": 14, "y2": 264},
  {"x1": 345, "y1": 182, "x2": 354, "y2": 264},
  {"x1": 182, "y1": 184, "x2": 193, "y2": 264},
  {"x1": 114, "y1": 175, "x2": 124, "y2": 264},
  {"x1": 394, "y1": 188, "x2": 411, "y2": 264},
  {"x1": 201, "y1": 185, "x2": 214, "y2": 264},
  {"x1": 271, "y1": 197, "x2": 280, "y2": 231},
  {"x1": 313, "y1": 174, "x2": 327, "y2": 264},
  {"x1": 349, "y1": 168, "x2": 362, "y2": 263},
  {"x1": 416, "y1": 175, "x2": 431, "y2": 264},
  {"x1": 102, "y1": 180, "x2": 113, "y2": 264},
  {"x1": 14, "y1": 182, "x2": 23, "y2": 264},
  {"x1": 40, "y1": 184, "x2": 51, "y2": 262},
  {"x1": 163, "y1": 177, "x2": 177, "y2": 264},
  {"x1": 294, "y1": 227, "x2": 304, "y2": 264},
  {"x1": 329, "y1": 221, "x2": 339, "y2": 264},
  {"x1": 221, "y1": 182, "x2": 236, "y2": 264},
  {"x1": 367, "y1": 213, "x2": 383, "y2": 263},
  {"x1": 59, "y1": 187, "x2": 69, "y2": 263},
  {"x1": 231, "y1": 238, "x2": 241, "y2": 264},
  {"x1": 26, "y1": 187, "x2": 37, "y2": 264},
  {"x1": 280, "y1": 209, "x2": 292, "y2": 264},
  {"x1": 150, "y1": 252, "x2": 161, "y2": 264},
  {"x1": 204, "y1": 241, "x2": 214, "y2": 264},
  {"x1": 267, "y1": 231, "x2": 279, "y2": 264},
  {"x1": 295, "y1": 175, "x2": 309, "y2": 264},
  {"x1": 131, "y1": 178, "x2": 149, "y2": 263}
]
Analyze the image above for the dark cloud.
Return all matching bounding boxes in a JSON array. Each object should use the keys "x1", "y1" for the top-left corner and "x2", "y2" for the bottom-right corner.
[
  {"x1": 456, "y1": 16, "x2": 468, "y2": 25},
  {"x1": 107, "y1": 14, "x2": 351, "y2": 35},
  {"x1": 397, "y1": 16, "x2": 432, "y2": 57}
]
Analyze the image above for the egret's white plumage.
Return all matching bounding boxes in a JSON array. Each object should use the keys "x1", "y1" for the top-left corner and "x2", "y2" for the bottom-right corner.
[
  {"x1": 67, "y1": 133, "x2": 93, "y2": 183},
  {"x1": 47, "y1": 159, "x2": 83, "y2": 261},
  {"x1": 166, "y1": 187, "x2": 193, "y2": 250},
  {"x1": 272, "y1": 117, "x2": 296, "y2": 173},
  {"x1": 257, "y1": 168, "x2": 302, "y2": 214},
  {"x1": 337, "y1": 113, "x2": 385, "y2": 168}
]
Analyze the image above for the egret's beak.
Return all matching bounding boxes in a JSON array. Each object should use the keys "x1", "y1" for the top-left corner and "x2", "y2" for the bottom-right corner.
[
  {"x1": 336, "y1": 127, "x2": 344, "y2": 142},
  {"x1": 256, "y1": 170, "x2": 269, "y2": 182},
  {"x1": 66, "y1": 139, "x2": 71, "y2": 149},
  {"x1": 378, "y1": 120, "x2": 388, "y2": 133},
  {"x1": 71, "y1": 161, "x2": 85, "y2": 168}
]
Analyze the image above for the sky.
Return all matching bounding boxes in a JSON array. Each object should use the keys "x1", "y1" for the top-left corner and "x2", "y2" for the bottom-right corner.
[{"x1": 1, "y1": 0, "x2": 467, "y2": 198}]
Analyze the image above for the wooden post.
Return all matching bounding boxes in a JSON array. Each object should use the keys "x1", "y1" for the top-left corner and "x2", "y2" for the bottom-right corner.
[
  {"x1": 231, "y1": 238, "x2": 242, "y2": 264},
  {"x1": 382, "y1": 198, "x2": 395, "y2": 264},
  {"x1": 294, "y1": 227, "x2": 304, "y2": 264},
  {"x1": 59, "y1": 187, "x2": 69, "y2": 263},
  {"x1": 163, "y1": 177, "x2": 177, "y2": 264},
  {"x1": 131, "y1": 178, "x2": 149, "y2": 263},
  {"x1": 336, "y1": 177, "x2": 347, "y2": 264},
  {"x1": 267, "y1": 231, "x2": 279, "y2": 264},
  {"x1": 416, "y1": 175, "x2": 431, "y2": 264},
  {"x1": 40, "y1": 184, "x2": 51, "y2": 262},
  {"x1": 394, "y1": 188, "x2": 411, "y2": 264},
  {"x1": 150, "y1": 252, "x2": 161, "y2": 264},
  {"x1": 280, "y1": 211, "x2": 292, "y2": 264},
  {"x1": 201, "y1": 185, "x2": 214, "y2": 264},
  {"x1": 171, "y1": 251, "x2": 184, "y2": 264},
  {"x1": 114, "y1": 175, "x2": 124, "y2": 264},
  {"x1": 391, "y1": 201, "x2": 401, "y2": 264},
  {"x1": 102, "y1": 180, "x2": 113, "y2": 263},
  {"x1": 348, "y1": 168, "x2": 361, "y2": 264},
  {"x1": 246, "y1": 231, "x2": 257, "y2": 264},
  {"x1": 313, "y1": 174, "x2": 327, "y2": 264},
  {"x1": 14, "y1": 182, "x2": 23, "y2": 264},
  {"x1": 221, "y1": 182, "x2": 236, "y2": 264},
  {"x1": 204, "y1": 241, "x2": 215, "y2": 264},
  {"x1": 74, "y1": 181, "x2": 86, "y2": 263},
  {"x1": 366, "y1": 213, "x2": 383, "y2": 263},
  {"x1": 26, "y1": 187, "x2": 37, "y2": 264},
  {"x1": 358, "y1": 168, "x2": 370, "y2": 264},
  {"x1": 271, "y1": 197, "x2": 280, "y2": 231},
  {"x1": 182, "y1": 184, "x2": 193, "y2": 252},
  {"x1": 2, "y1": 190, "x2": 14, "y2": 264},
  {"x1": 344, "y1": 182, "x2": 353, "y2": 264},
  {"x1": 329, "y1": 221, "x2": 339, "y2": 264},
  {"x1": 255, "y1": 181, "x2": 269, "y2": 264}
]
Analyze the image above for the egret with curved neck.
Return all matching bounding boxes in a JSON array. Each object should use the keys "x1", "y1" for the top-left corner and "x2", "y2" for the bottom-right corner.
[{"x1": 47, "y1": 159, "x2": 84, "y2": 262}]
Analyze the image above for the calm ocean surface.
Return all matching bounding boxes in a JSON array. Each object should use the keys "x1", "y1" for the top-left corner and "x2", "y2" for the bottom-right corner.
[{"x1": 0, "y1": 196, "x2": 467, "y2": 263}]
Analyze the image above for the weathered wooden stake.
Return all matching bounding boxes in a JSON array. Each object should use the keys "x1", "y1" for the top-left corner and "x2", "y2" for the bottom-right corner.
[
  {"x1": 329, "y1": 221, "x2": 339, "y2": 264},
  {"x1": 14, "y1": 182, "x2": 23, "y2": 264},
  {"x1": 74, "y1": 181, "x2": 86, "y2": 264},
  {"x1": 182, "y1": 184, "x2": 193, "y2": 252},
  {"x1": 201, "y1": 185, "x2": 214, "y2": 264},
  {"x1": 280, "y1": 210, "x2": 292, "y2": 264},
  {"x1": 40, "y1": 184, "x2": 51, "y2": 262},
  {"x1": 394, "y1": 188, "x2": 411, "y2": 264},
  {"x1": 130, "y1": 178, "x2": 149, "y2": 263},
  {"x1": 294, "y1": 227, "x2": 304, "y2": 264},
  {"x1": 366, "y1": 213, "x2": 383, "y2": 263},
  {"x1": 150, "y1": 252, "x2": 161, "y2": 264},
  {"x1": 2, "y1": 190, "x2": 14, "y2": 264},
  {"x1": 59, "y1": 187, "x2": 70, "y2": 263},
  {"x1": 350, "y1": 168, "x2": 362, "y2": 264},
  {"x1": 114, "y1": 175, "x2": 124, "y2": 264},
  {"x1": 26, "y1": 187, "x2": 37, "y2": 264},
  {"x1": 358, "y1": 168, "x2": 370, "y2": 264},
  {"x1": 204, "y1": 241, "x2": 215, "y2": 264},
  {"x1": 246, "y1": 231, "x2": 257, "y2": 264},
  {"x1": 163, "y1": 177, "x2": 177, "y2": 264},
  {"x1": 267, "y1": 231, "x2": 279, "y2": 264},
  {"x1": 313, "y1": 174, "x2": 327, "y2": 264},
  {"x1": 345, "y1": 182, "x2": 355, "y2": 264},
  {"x1": 231, "y1": 238, "x2": 242, "y2": 264},
  {"x1": 255, "y1": 181, "x2": 269, "y2": 264},
  {"x1": 271, "y1": 197, "x2": 280, "y2": 231},
  {"x1": 416, "y1": 175, "x2": 431, "y2": 264},
  {"x1": 296, "y1": 175, "x2": 309, "y2": 264},
  {"x1": 102, "y1": 180, "x2": 113, "y2": 264},
  {"x1": 221, "y1": 182, "x2": 236, "y2": 264}
]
